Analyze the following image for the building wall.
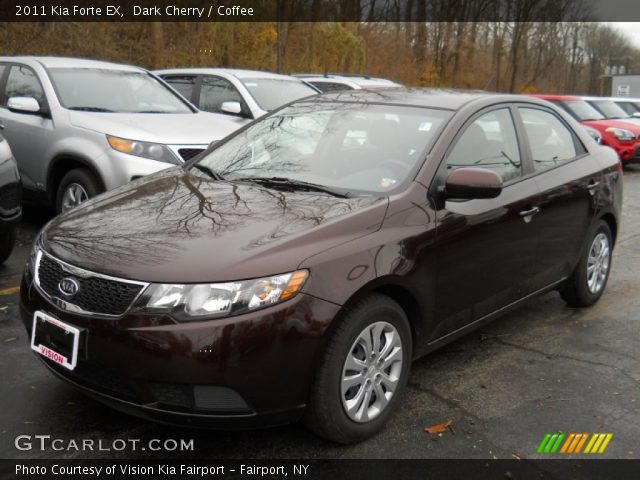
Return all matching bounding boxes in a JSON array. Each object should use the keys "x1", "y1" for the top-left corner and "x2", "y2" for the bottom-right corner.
[{"x1": 611, "y1": 75, "x2": 640, "y2": 97}]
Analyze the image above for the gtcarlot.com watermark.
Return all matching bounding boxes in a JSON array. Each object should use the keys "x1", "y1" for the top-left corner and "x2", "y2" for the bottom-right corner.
[{"x1": 15, "y1": 434, "x2": 194, "y2": 452}]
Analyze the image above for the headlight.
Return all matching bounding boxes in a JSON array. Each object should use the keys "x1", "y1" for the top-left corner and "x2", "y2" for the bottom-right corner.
[
  {"x1": 28, "y1": 233, "x2": 42, "y2": 275},
  {"x1": 107, "y1": 135, "x2": 180, "y2": 164},
  {"x1": 133, "y1": 270, "x2": 308, "y2": 321},
  {"x1": 605, "y1": 127, "x2": 636, "y2": 142}
]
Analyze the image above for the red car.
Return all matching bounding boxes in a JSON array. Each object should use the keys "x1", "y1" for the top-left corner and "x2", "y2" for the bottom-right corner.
[{"x1": 530, "y1": 94, "x2": 640, "y2": 163}]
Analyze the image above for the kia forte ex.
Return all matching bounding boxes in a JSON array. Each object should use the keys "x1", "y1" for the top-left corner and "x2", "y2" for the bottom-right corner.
[{"x1": 20, "y1": 89, "x2": 622, "y2": 444}]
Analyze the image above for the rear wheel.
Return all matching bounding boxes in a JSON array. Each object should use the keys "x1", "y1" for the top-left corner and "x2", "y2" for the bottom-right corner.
[
  {"x1": 56, "y1": 169, "x2": 102, "y2": 214},
  {"x1": 304, "y1": 294, "x2": 412, "y2": 444},
  {"x1": 560, "y1": 220, "x2": 613, "y2": 307},
  {"x1": 0, "y1": 227, "x2": 16, "y2": 264}
]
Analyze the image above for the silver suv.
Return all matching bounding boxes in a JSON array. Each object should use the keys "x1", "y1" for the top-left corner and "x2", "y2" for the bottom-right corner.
[{"x1": 0, "y1": 57, "x2": 243, "y2": 213}]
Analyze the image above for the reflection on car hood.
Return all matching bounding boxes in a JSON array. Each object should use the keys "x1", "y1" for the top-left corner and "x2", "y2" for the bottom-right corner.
[
  {"x1": 68, "y1": 110, "x2": 243, "y2": 144},
  {"x1": 42, "y1": 170, "x2": 388, "y2": 283}
]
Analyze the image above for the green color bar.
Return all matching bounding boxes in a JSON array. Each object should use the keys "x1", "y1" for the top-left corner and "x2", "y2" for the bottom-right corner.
[
  {"x1": 550, "y1": 433, "x2": 566, "y2": 453},
  {"x1": 544, "y1": 434, "x2": 559, "y2": 453},
  {"x1": 537, "y1": 433, "x2": 552, "y2": 454}
]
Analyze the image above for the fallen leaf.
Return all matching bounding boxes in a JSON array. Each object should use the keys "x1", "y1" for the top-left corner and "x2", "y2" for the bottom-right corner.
[
  {"x1": 4, "y1": 337, "x2": 16, "y2": 343},
  {"x1": 511, "y1": 453, "x2": 521, "y2": 460},
  {"x1": 424, "y1": 420, "x2": 453, "y2": 434}
]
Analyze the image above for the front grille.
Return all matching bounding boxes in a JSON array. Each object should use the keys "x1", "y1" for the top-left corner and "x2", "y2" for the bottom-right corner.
[
  {"x1": 36, "y1": 253, "x2": 145, "y2": 316},
  {"x1": 178, "y1": 148, "x2": 205, "y2": 161}
]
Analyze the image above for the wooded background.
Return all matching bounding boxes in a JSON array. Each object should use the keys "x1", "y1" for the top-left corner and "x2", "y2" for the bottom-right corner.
[{"x1": 1, "y1": 20, "x2": 638, "y2": 95}]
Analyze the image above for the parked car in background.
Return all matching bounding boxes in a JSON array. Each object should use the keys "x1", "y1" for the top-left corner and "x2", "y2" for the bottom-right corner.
[
  {"x1": 293, "y1": 73, "x2": 402, "y2": 92},
  {"x1": 582, "y1": 124, "x2": 602, "y2": 144},
  {"x1": 610, "y1": 97, "x2": 640, "y2": 117},
  {"x1": 155, "y1": 68, "x2": 319, "y2": 122},
  {"x1": 22, "y1": 90, "x2": 621, "y2": 443},
  {"x1": 582, "y1": 96, "x2": 640, "y2": 126},
  {"x1": 0, "y1": 57, "x2": 242, "y2": 213},
  {"x1": 531, "y1": 94, "x2": 640, "y2": 164},
  {"x1": 0, "y1": 133, "x2": 21, "y2": 263}
]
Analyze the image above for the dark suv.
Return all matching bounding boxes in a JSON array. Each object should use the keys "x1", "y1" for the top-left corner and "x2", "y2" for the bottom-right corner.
[{"x1": 21, "y1": 90, "x2": 622, "y2": 443}]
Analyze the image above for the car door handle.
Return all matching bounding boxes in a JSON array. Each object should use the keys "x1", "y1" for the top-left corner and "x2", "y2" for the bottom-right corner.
[
  {"x1": 519, "y1": 206, "x2": 540, "y2": 218},
  {"x1": 587, "y1": 181, "x2": 600, "y2": 195}
]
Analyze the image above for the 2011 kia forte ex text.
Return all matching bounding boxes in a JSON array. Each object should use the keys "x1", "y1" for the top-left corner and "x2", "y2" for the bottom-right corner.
[{"x1": 20, "y1": 89, "x2": 622, "y2": 444}]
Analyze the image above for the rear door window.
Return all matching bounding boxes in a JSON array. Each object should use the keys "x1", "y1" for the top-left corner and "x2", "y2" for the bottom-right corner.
[{"x1": 519, "y1": 108, "x2": 582, "y2": 172}]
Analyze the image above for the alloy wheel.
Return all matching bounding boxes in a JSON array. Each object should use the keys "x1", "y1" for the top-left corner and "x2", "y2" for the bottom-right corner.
[
  {"x1": 340, "y1": 321, "x2": 403, "y2": 423},
  {"x1": 587, "y1": 232, "x2": 610, "y2": 294},
  {"x1": 61, "y1": 183, "x2": 89, "y2": 213}
]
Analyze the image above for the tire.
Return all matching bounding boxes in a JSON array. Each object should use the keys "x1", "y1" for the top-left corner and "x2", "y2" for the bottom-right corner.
[
  {"x1": 304, "y1": 293, "x2": 412, "y2": 444},
  {"x1": 55, "y1": 169, "x2": 102, "y2": 214},
  {"x1": 0, "y1": 227, "x2": 16, "y2": 264},
  {"x1": 560, "y1": 220, "x2": 613, "y2": 307}
]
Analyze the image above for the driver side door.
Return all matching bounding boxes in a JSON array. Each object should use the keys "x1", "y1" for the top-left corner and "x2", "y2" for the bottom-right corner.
[{"x1": 429, "y1": 106, "x2": 541, "y2": 341}]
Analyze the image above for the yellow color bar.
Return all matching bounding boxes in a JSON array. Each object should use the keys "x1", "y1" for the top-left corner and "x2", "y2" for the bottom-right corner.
[
  {"x1": 584, "y1": 434, "x2": 598, "y2": 453},
  {"x1": 598, "y1": 434, "x2": 613, "y2": 453}
]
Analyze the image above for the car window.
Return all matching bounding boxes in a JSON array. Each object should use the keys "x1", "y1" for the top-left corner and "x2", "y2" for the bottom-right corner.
[
  {"x1": 162, "y1": 75, "x2": 197, "y2": 101},
  {"x1": 4, "y1": 65, "x2": 45, "y2": 106},
  {"x1": 199, "y1": 76, "x2": 244, "y2": 114},
  {"x1": 239, "y1": 78, "x2": 318, "y2": 111},
  {"x1": 519, "y1": 108, "x2": 579, "y2": 172},
  {"x1": 49, "y1": 68, "x2": 192, "y2": 113},
  {"x1": 615, "y1": 101, "x2": 638, "y2": 115},
  {"x1": 447, "y1": 108, "x2": 522, "y2": 183},
  {"x1": 311, "y1": 81, "x2": 353, "y2": 93}
]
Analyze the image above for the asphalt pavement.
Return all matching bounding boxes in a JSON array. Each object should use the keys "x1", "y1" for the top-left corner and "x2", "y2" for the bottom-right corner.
[{"x1": 1, "y1": 167, "x2": 639, "y2": 460}]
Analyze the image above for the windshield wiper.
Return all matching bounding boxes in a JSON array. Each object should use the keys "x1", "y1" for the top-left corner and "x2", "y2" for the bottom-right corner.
[
  {"x1": 68, "y1": 106, "x2": 114, "y2": 112},
  {"x1": 234, "y1": 176, "x2": 351, "y2": 198},
  {"x1": 191, "y1": 164, "x2": 225, "y2": 181}
]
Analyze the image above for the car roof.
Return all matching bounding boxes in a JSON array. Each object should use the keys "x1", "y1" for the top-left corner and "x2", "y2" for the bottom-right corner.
[
  {"x1": 302, "y1": 88, "x2": 550, "y2": 111},
  {"x1": 295, "y1": 73, "x2": 401, "y2": 87},
  {"x1": 154, "y1": 67, "x2": 302, "y2": 81},
  {"x1": 529, "y1": 94, "x2": 582, "y2": 101},
  {"x1": 0, "y1": 56, "x2": 145, "y2": 72}
]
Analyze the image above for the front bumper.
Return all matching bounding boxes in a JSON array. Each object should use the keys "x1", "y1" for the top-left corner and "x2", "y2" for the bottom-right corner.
[{"x1": 20, "y1": 268, "x2": 341, "y2": 428}]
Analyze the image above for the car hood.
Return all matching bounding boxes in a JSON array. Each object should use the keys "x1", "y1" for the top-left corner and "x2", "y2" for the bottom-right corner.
[
  {"x1": 42, "y1": 170, "x2": 388, "y2": 283},
  {"x1": 583, "y1": 118, "x2": 640, "y2": 134},
  {"x1": 68, "y1": 110, "x2": 243, "y2": 144}
]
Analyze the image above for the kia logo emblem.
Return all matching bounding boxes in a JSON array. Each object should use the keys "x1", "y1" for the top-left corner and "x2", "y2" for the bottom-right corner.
[{"x1": 58, "y1": 277, "x2": 80, "y2": 296}]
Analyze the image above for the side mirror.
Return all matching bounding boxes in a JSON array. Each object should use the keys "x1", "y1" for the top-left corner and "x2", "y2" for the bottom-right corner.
[
  {"x1": 220, "y1": 101, "x2": 242, "y2": 115},
  {"x1": 7, "y1": 96, "x2": 41, "y2": 115},
  {"x1": 443, "y1": 167, "x2": 502, "y2": 200}
]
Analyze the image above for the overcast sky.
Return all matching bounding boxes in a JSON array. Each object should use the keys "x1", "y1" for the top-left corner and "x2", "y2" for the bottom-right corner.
[{"x1": 608, "y1": 23, "x2": 640, "y2": 48}]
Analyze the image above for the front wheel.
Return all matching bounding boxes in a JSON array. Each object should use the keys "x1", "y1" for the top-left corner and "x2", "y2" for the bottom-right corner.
[
  {"x1": 560, "y1": 220, "x2": 613, "y2": 307},
  {"x1": 304, "y1": 294, "x2": 412, "y2": 444},
  {"x1": 56, "y1": 169, "x2": 102, "y2": 214}
]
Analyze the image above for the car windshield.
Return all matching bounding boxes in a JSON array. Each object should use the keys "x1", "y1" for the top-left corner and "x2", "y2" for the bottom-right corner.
[
  {"x1": 590, "y1": 100, "x2": 631, "y2": 119},
  {"x1": 240, "y1": 78, "x2": 318, "y2": 111},
  {"x1": 561, "y1": 100, "x2": 605, "y2": 121},
  {"x1": 194, "y1": 102, "x2": 451, "y2": 195},
  {"x1": 49, "y1": 68, "x2": 192, "y2": 113}
]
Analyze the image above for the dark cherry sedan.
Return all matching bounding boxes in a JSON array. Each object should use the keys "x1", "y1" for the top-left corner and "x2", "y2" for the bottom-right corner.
[{"x1": 20, "y1": 89, "x2": 622, "y2": 443}]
